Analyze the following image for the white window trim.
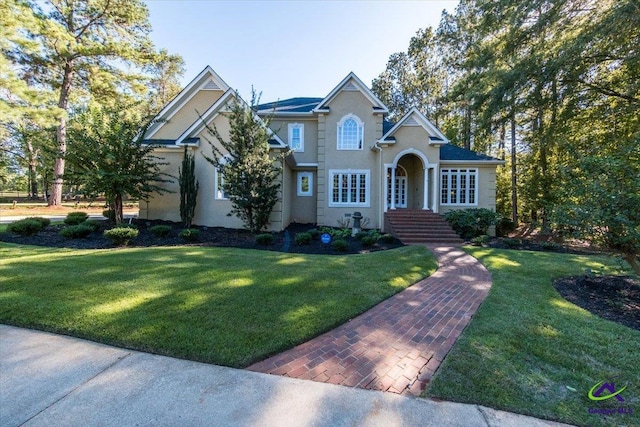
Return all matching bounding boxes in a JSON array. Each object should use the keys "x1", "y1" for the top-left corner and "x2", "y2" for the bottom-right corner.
[
  {"x1": 337, "y1": 114, "x2": 364, "y2": 150},
  {"x1": 288, "y1": 123, "x2": 304, "y2": 152},
  {"x1": 215, "y1": 158, "x2": 230, "y2": 200},
  {"x1": 440, "y1": 168, "x2": 478, "y2": 206},
  {"x1": 328, "y1": 169, "x2": 370, "y2": 207},
  {"x1": 297, "y1": 172, "x2": 313, "y2": 197}
]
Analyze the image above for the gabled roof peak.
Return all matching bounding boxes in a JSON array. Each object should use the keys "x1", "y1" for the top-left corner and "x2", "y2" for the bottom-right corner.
[
  {"x1": 313, "y1": 72, "x2": 388, "y2": 113},
  {"x1": 379, "y1": 107, "x2": 449, "y2": 145},
  {"x1": 145, "y1": 66, "x2": 231, "y2": 139}
]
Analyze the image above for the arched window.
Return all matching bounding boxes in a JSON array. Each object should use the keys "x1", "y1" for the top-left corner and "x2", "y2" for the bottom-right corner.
[{"x1": 337, "y1": 114, "x2": 364, "y2": 150}]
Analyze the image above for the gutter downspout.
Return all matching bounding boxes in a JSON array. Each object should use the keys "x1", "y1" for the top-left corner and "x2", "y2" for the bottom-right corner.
[{"x1": 371, "y1": 141, "x2": 384, "y2": 231}]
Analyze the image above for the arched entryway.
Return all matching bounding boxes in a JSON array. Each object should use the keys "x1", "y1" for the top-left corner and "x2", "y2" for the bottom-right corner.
[{"x1": 385, "y1": 149, "x2": 438, "y2": 212}]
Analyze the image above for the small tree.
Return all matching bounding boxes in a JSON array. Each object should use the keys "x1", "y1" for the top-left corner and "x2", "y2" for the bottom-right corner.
[
  {"x1": 552, "y1": 142, "x2": 640, "y2": 275},
  {"x1": 65, "y1": 104, "x2": 171, "y2": 225},
  {"x1": 179, "y1": 146, "x2": 199, "y2": 227},
  {"x1": 202, "y1": 91, "x2": 287, "y2": 233}
]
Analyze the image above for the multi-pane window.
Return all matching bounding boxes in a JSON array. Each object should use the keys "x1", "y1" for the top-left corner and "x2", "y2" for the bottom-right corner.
[
  {"x1": 441, "y1": 169, "x2": 477, "y2": 205},
  {"x1": 329, "y1": 170, "x2": 369, "y2": 207},
  {"x1": 337, "y1": 114, "x2": 364, "y2": 150},
  {"x1": 297, "y1": 172, "x2": 313, "y2": 197},
  {"x1": 288, "y1": 123, "x2": 304, "y2": 151}
]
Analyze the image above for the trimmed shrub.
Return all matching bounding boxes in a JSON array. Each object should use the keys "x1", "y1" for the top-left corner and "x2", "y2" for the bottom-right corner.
[
  {"x1": 503, "y1": 238, "x2": 521, "y2": 248},
  {"x1": 150, "y1": 225, "x2": 172, "y2": 237},
  {"x1": 541, "y1": 241, "x2": 560, "y2": 251},
  {"x1": 83, "y1": 220, "x2": 101, "y2": 232},
  {"x1": 102, "y1": 209, "x2": 116, "y2": 221},
  {"x1": 7, "y1": 219, "x2": 43, "y2": 236},
  {"x1": 496, "y1": 217, "x2": 517, "y2": 237},
  {"x1": 354, "y1": 231, "x2": 367, "y2": 241},
  {"x1": 361, "y1": 236, "x2": 376, "y2": 247},
  {"x1": 294, "y1": 232, "x2": 312, "y2": 245},
  {"x1": 104, "y1": 227, "x2": 139, "y2": 246},
  {"x1": 29, "y1": 217, "x2": 51, "y2": 228},
  {"x1": 444, "y1": 208, "x2": 499, "y2": 239},
  {"x1": 179, "y1": 228, "x2": 200, "y2": 241},
  {"x1": 331, "y1": 239, "x2": 349, "y2": 252},
  {"x1": 379, "y1": 233, "x2": 395, "y2": 244},
  {"x1": 366, "y1": 230, "x2": 382, "y2": 241},
  {"x1": 470, "y1": 235, "x2": 489, "y2": 246},
  {"x1": 60, "y1": 224, "x2": 93, "y2": 239},
  {"x1": 307, "y1": 228, "x2": 321, "y2": 240},
  {"x1": 255, "y1": 233, "x2": 274, "y2": 246},
  {"x1": 64, "y1": 211, "x2": 89, "y2": 225}
]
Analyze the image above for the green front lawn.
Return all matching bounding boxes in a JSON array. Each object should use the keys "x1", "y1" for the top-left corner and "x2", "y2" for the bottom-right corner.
[
  {"x1": 427, "y1": 248, "x2": 639, "y2": 427},
  {"x1": 0, "y1": 243, "x2": 436, "y2": 367}
]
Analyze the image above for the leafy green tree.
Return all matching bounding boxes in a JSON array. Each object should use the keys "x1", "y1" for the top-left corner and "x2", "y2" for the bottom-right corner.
[
  {"x1": 65, "y1": 104, "x2": 171, "y2": 224},
  {"x1": 202, "y1": 91, "x2": 287, "y2": 233},
  {"x1": 179, "y1": 146, "x2": 199, "y2": 228},
  {"x1": 553, "y1": 140, "x2": 640, "y2": 275},
  {"x1": 11, "y1": 0, "x2": 173, "y2": 207}
]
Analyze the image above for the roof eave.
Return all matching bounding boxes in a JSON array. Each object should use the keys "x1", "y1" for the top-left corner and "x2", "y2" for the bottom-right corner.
[{"x1": 440, "y1": 160, "x2": 506, "y2": 165}]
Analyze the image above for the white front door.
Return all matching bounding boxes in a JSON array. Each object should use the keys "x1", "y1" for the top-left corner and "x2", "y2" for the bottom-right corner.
[{"x1": 395, "y1": 176, "x2": 407, "y2": 208}]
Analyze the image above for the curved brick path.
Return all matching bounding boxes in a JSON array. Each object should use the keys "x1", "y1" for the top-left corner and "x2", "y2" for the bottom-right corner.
[{"x1": 247, "y1": 245, "x2": 492, "y2": 396}]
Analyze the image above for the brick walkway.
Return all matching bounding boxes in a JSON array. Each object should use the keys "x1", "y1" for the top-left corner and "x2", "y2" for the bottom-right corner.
[{"x1": 247, "y1": 245, "x2": 492, "y2": 396}]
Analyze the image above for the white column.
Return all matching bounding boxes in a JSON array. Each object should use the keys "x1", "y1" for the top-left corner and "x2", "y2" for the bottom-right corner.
[
  {"x1": 432, "y1": 166, "x2": 439, "y2": 213},
  {"x1": 390, "y1": 166, "x2": 396, "y2": 210},
  {"x1": 422, "y1": 167, "x2": 429, "y2": 210}
]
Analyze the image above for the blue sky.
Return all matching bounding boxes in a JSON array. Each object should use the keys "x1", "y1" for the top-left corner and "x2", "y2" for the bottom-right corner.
[{"x1": 144, "y1": 0, "x2": 458, "y2": 102}]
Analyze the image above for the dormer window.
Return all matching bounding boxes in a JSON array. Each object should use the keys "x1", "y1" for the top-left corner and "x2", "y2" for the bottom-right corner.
[{"x1": 337, "y1": 114, "x2": 364, "y2": 150}]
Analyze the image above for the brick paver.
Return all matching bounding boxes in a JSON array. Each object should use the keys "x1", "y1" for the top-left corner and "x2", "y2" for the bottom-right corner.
[{"x1": 247, "y1": 245, "x2": 492, "y2": 396}]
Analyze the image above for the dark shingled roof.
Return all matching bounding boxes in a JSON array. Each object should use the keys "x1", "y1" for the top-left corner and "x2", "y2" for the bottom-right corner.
[
  {"x1": 440, "y1": 144, "x2": 501, "y2": 161},
  {"x1": 383, "y1": 120, "x2": 395, "y2": 134},
  {"x1": 257, "y1": 97, "x2": 323, "y2": 113}
]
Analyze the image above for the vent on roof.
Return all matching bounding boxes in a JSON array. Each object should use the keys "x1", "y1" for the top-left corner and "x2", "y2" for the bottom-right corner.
[
  {"x1": 203, "y1": 79, "x2": 220, "y2": 90},
  {"x1": 343, "y1": 81, "x2": 358, "y2": 91},
  {"x1": 405, "y1": 116, "x2": 420, "y2": 126}
]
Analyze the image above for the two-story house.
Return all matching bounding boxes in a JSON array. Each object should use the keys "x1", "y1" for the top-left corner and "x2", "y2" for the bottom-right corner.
[{"x1": 141, "y1": 66, "x2": 503, "y2": 236}]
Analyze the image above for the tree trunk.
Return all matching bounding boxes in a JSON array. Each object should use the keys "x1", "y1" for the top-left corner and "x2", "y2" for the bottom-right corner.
[
  {"x1": 114, "y1": 192, "x2": 124, "y2": 225},
  {"x1": 26, "y1": 140, "x2": 39, "y2": 199},
  {"x1": 49, "y1": 61, "x2": 74, "y2": 206},
  {"x1": 623, "y1": 253, "x2": 640, "y2": 276},
  {"x1": 510, "y1": 106, "x2": 518, "y2": 224},
  {"x1": 464, "y1": 102, "x2": 472, "y2": 150}
]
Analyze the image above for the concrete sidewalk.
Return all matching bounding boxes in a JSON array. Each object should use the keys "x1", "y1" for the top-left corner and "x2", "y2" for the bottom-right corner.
[{"x1": 0, "y1": 325, "x2": 570, "y2": 427}]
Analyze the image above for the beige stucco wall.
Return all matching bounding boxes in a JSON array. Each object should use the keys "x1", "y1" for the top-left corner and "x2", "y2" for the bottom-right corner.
[
  {"x1": 317, "y1": 89, "x2": 385, "y2": 229},
  {"x1": 269, "y1": 118, "x2": 318, "y2": 165},
  {"x1": 139, "y1": 148, "x2": 183, "y2": 222},
  {"x1": 289, "y1": 170, "x2": 317, "y2": 224},
  {"x1": 143, "y1": 111, "x2": 286, "y2": 231},
  {"x1": 153, "y1": 90, "x2": 224, "y2": 140}
]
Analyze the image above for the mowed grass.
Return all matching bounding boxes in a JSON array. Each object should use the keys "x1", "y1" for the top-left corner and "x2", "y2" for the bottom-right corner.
[
  {"x1": 0, "y1": 242, "x2": 436, "y2": 368},
  {"x1": 427, "y1": 247, "x2": 639, "y2": 427}
]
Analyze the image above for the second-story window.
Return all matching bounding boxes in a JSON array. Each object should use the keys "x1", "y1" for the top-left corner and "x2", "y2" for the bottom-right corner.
[
  {"x1": 337, "y1": 114, "x2": 364, "y2": 150},
  {"x1": 288, "y1": 123, "x2": 304, "y2": 152}
]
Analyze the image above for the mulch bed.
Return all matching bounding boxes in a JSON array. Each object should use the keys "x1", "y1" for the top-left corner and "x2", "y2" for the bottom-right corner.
[
  {"x1": 553, "y1": 275, "x2": 640, "y2": 331},
  {"x1": 0, "y1": 220, "x2": 403, "y2": 255}
]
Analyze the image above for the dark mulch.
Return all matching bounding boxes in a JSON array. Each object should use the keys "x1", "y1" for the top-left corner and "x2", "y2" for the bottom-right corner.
[
  {"x1": 0, "y1": 220, "x2": 403, "y2": 255},
  {"x1": 478, "y1": 237, "x2": 603, "y2": 255},
  {"x1": 553, "y1": 275, "x2": 640, "y2": 331}
]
